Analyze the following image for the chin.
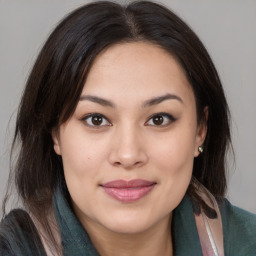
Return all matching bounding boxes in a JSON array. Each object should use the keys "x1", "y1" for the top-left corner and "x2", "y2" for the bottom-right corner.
[
  {"x1": 98, "y1": 210, "x2": 164, "y2": 235},
  {"x1": 105, "y1": 219, "x2": 151, "y2": 235}
]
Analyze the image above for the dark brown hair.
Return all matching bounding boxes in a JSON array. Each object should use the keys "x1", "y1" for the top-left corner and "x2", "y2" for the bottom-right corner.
[{"x1": 2, "y1": 0, "x2": 231, "y2": 253}]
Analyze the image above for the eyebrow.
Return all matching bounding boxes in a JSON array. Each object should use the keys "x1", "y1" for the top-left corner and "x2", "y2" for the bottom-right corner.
[
  {"x1": 142, "y1": 93, "x2": 183, "y2": 108},
  {"x1": 79, "y1": 93, "x2": 183, "y2": 108},
  {"x1": 79, "y1": 95, "x2": 116, "y2": 107}
]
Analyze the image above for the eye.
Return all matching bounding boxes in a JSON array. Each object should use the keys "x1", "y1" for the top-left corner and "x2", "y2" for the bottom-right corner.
[
  {"x1": 145, "y1": 112, "x2": 176, "y2": 126},
  {"x1": 81, "y1": 113, "x2": 111, "y2": 127}
]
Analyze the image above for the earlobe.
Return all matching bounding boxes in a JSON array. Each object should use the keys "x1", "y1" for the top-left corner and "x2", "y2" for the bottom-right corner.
[
  {"x1": 194, "y1": 107, "x2": 208, "y2": 157},
  {"x1": 52, "y1": 130, "x2": 62, "y2": 155}
]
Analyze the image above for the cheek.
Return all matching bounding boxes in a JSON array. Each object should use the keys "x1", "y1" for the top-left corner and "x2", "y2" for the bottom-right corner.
[
  {"x1": 61, "y1": 148, "x2": 106, "y2": 188},
  {"x1": 60, "y1": 125, "x2": 108, "y2": 173},
  {"x1": 154, "y1": 142, "x2": 194, "y2": 186},
  {"x1": 149, "y1": 125, "x2": 196, "y2": 203},
  {"x1": 152, "y1": 138, "x2": 194, "y2": 211},
  {"x1": 151, "y1": 128, "x2": 197, "y2": 171},
  {"x1": 60, "y1": 134, "x2": 105, "y2": 209}
]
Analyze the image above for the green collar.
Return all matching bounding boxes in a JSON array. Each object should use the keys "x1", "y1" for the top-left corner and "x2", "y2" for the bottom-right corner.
[
  {"x1": 54, "y1": 186, "x2": 99, "y2": 256},
  {"x1": 172, "y1": 195, "x2": 202, "y2": 255}
]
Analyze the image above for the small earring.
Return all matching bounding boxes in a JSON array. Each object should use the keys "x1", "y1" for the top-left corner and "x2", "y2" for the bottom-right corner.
[{"x1": 198, "y1": 146, "x2": 204, "y2": 153}]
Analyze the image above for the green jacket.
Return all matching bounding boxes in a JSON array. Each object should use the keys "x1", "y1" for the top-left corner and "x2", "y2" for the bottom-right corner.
[{"x1": 1, "y1": 188, "x2": 256, "y2": 255}]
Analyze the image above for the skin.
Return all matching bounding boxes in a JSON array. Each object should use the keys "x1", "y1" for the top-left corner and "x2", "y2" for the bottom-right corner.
[{"x1": 53, "y1": 42, "x2": 207, "y2": 256}]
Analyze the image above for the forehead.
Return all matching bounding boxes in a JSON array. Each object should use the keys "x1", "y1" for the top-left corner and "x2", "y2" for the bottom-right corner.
[{"x1": 81, "y1": 41, "x2": 194, "y2": 105}]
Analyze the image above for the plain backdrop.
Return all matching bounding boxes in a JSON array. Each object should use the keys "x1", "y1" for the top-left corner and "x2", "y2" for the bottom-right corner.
[{"x1": 0, "y1": 0, "x2": 256, "y2": 214}]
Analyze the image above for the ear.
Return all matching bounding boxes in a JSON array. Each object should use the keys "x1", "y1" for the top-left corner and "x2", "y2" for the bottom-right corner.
[
  {"x1": 194, "y1": 107, "x2": 208, "y2": 157},
  {"x1": 52, "y1": 129, "x2": 62, "y2": 155}
]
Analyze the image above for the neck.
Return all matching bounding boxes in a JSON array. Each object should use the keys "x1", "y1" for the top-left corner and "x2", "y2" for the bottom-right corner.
[{"x1": 82, "y1": 214, "x2": 173, "y2": 256}]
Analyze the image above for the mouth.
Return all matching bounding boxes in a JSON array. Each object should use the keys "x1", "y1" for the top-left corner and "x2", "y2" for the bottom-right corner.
[{"x1": 100, "y1": 179, "x2": 157, "y2": 202}]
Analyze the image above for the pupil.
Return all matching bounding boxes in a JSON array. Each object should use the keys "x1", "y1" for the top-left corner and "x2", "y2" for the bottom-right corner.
[
  {"x1": 92, "y1": 116, "x2": 102, "y2": 125},
  {"x1": 153, "y1": 116, "x2": 163, "y2": 125}
]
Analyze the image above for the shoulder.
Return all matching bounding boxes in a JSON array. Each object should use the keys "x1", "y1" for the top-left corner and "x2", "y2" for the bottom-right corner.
[
  {"x1": 219, "y1": 198, "x2": 256, "y2": 255},
  {"x1": 0, "y1": 209, "x2": 46, "y2": 256}
]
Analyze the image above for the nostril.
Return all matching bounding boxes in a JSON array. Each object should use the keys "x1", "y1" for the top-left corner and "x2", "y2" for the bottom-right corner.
[
  {"x1": 112, "y1": 160, "x2": 143, "y2": 168},
  {"x1": 113, "y1": 161, "x2": 122, "y2": 167}
]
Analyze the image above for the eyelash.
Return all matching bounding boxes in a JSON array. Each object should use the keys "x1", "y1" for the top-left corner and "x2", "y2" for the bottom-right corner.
[
  {"x1": 145, "y1": 112, "x2": 177, "y2": 127},
  {"x1": 81, "y1": 112, "x2": 176, "y2": 128},
  {"x1": 81, "y1": 113, "x2": 111, "y2": 128}
]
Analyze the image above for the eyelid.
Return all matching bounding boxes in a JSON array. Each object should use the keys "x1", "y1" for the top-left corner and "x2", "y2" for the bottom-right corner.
[
  {"x1": 80, "y1": 112, "x2": 176, "y2": 128},
  {"x1": 145, "y1": 112, "x2": 176, "y2": 126},
  {"x1": 81, "y1": 113, "x2": 112, "y2": 127}
]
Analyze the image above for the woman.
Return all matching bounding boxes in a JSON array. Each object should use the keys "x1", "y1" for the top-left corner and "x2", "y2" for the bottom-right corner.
[{"x1": 0, "y1": 1, "x2": 255, "y2": 255}]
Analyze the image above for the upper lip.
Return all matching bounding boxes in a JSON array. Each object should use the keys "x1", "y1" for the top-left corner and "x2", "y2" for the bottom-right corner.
[{"x1": 101, "y1": 179, "x2": 156, "y2": 188}]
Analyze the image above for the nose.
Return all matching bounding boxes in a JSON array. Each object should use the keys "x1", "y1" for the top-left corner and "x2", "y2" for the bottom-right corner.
[{"x1": 108, "y1": 125, "x2": 148, "y2": 169}]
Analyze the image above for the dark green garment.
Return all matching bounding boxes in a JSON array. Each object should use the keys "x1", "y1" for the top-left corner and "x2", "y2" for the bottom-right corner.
[{"x1": 1, "y1": 187, "x2": 256, "y2": 255}]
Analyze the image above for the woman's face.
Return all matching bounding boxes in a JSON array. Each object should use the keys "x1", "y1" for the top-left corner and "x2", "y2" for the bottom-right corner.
[{"x1": 53, "y1": 42, "x2": 206, "y2": 235}]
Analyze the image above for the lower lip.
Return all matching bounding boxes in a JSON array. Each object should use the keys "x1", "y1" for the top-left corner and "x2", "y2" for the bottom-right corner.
[{"x1": 102, "y1": 185, "x2": 155, "y2": 202}]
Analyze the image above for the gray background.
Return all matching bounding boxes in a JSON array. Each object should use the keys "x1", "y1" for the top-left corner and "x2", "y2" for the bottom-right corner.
[{"x1": 0, "y1": 0, "x2": 256, "y2": 214}]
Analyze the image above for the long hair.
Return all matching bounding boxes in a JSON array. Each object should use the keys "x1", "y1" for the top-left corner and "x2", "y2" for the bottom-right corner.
[{"x1": 2, "y1": 0, "x2": 231, "y2": 253}]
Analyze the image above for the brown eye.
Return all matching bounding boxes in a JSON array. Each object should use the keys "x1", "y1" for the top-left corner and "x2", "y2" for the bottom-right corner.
[
  {"x1": 82, "y1": 113, "x2": 111, "y2": 127},
  {"x1": 145, "y1": 113, "x2": 176, "y2": 127},
  {"x1": 152, "y1": 115, "x2": 164, "y2": 125},
  {"x1": 91, "y1": 115, "x2": 103, "y2": 125}
]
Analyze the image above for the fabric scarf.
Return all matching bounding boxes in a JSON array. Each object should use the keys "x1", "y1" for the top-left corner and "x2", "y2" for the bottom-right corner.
[{"x1": 192, "y1": 179, "x2": 224, "y2": 256}]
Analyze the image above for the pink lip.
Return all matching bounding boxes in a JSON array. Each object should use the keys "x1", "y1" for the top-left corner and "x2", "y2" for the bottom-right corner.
[{"x1": 101, "y1": 179, "x2": 156, "y2": 202}]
